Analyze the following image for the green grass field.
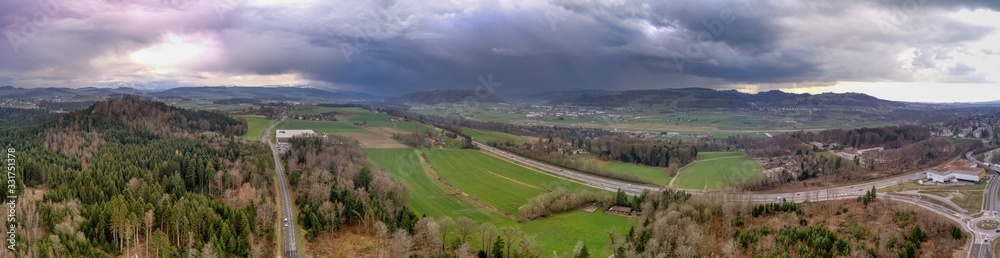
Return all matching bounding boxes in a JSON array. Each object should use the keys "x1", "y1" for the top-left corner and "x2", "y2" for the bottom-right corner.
[
  {"x1": 601, "y1": 162, "x2": 672, "y2": 185},
  {"x1": 366, "y1": 148, "x2": 629, "y2": 256},
  {"x1": 521, "y1": 209, "x2": 631, "y2": 256},
  {"x1": 292, "y1": 105, "x2": 435, "y2": 132},
  {"x1": 423, "y1": 149, "x2": 594, "y2": 214},
  {"x1": 364, "y1": 149, "x2": 510, "y2": 223},
  {"x1": 462, "y1": 127, "x2": 528, "y2": 144},
  {"x1": 237, "y1": 115, "x2": 275, "y2": 141},
  {"x1": 673, "y1": 152, "x2": 763, "y2": 190}
]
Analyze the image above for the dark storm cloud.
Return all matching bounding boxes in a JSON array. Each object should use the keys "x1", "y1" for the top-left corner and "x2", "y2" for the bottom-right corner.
[{"x1": 0, "y1": 0, "x2": 996, "y2": 94}]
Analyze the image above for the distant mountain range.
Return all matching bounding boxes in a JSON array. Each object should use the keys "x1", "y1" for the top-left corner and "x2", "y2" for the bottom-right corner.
[
  {"x1": 149, "y1": 86, "x2": 378, "y2": 100},
  {"x1": 0, "y1": 85, "x2": 951, "y2": 109},
  {"x1": 531, "y1": 88, "x2": 903, "y2": 108},
  {"x1": 0, "y1": 86, "x2": 143, "y2": 99},
  {"x1": 0, "y1": 85, "x2": 378, "y2": 101},
  {"x1": 392, "y1": 89, "x2": 506, "y2": 105}
]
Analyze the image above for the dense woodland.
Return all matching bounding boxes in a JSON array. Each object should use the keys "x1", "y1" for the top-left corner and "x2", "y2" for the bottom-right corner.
[
  {"x1": 282, "y1": 135, "x2": 417, "y2": 239},
  {"x1": 788, "y1": 125, "x2": 932, "y2": 150},
  {"x1": 609, "y1": 190, "x2": 964, "y2": 257},
  {"x1": 737, "y1": 126, "x2": 979, "y2": 191},
  {"x1": 1, "y1": 96, "x2": 275, "y2": 257},
  {"x1": 0, "y1": 107, "x2": 51, "y2": 126}
]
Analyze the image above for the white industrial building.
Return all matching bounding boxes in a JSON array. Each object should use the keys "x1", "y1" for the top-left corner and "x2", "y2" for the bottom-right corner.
[
  {"x1": 925, "y1": 160, "x2": 986, "y2": 183},
  {"x1": 276, "y1": 129, "x2": 315, "y2": 144}
]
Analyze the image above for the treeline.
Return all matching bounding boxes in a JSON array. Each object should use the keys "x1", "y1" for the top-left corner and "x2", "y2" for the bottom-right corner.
[
  {"x1": 0, "y1": 107, "x2": 51, "y2": 126},
  {"x1": 487, "y1": 140, "x2": 652, "y2": 184},
  {"x1": 380, "y1": 216, "x2": 551, "y2": 258},
  {"x1": 609, "y1": 190, "x2": 964, "y2": 257},
  {"x1": 38, "y1": 100, "x2": 97, "y2": 111},
  {"x1": 734, "y1": 140, "x2": 864, "y2": 191},
  {"x1": 581, "y1": 136, "x2": 699, "y2": 167},
  {"x1": 243, "y1": 105, "x2": 286, "y2": 120},
  {"x1": 283, "y1": 135, "x2": 416, "y2": 239},
  {"x1": 393, "y1": 132, "x2": 435, "y2": 148},
  {"x1": 737, "y1": 126, "x2": 978, "y2": 191},
  {"x1": 863, "y1": 137, "x2": 977, "y2": 171},
  {"x1": 516, "y1": 188, "x2": 612, "y2": 222},
  {"x1": 212, "y1": 98, "x2": 261, "y2": 105},
  {"x1": 789, "y1": 125, "x2": 931, "y2": 149},
  {"x1": 3, "y1": 96, "x2": 277, "y2": 257}
]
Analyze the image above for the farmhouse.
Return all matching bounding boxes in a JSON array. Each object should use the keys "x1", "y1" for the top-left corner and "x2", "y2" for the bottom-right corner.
[
  {"x1": 607, "y1": 206, "x2": 632, "y2": 216},
  {"x1": 276, "y1": 129, "x2": 315, "y2": 144},
  {"x1": 925, "y1": 159, "x2": 985, "y2": 183}
]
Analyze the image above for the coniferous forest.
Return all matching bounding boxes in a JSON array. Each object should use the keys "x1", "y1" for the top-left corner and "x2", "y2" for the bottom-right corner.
[{"x1": 2, "y1": 96, "x2": 275, "y2": 257}]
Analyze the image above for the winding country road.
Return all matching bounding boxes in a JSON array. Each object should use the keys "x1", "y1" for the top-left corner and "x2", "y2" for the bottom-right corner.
[{"x1": 263, "y1": 118, "x2": 299, "y2": 258}]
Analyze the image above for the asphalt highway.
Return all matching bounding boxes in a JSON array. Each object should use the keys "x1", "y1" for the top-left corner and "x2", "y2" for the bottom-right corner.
[{"x1": 264, "y1": 118, "x2": 299, "y2": 258}]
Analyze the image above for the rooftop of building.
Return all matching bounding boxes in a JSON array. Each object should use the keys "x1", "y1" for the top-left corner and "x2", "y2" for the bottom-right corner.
[
  {"x1": 929, "y1": 159, "x2": 983, "y2": 174},
  {"x1": 276, "y1": 129, "x2": 315, "y2": 138}
]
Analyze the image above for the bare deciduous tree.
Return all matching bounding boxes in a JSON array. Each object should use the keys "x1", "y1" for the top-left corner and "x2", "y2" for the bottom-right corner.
[
  {"x1": 454, "y1": 217, "x2": 478, "y2": 244},
  {"x1": 391, "y1": 229, "x2": 413, "y2": 258},
  {"x1": 500, "y1": 226, "x2": 523, "y2": 258}
]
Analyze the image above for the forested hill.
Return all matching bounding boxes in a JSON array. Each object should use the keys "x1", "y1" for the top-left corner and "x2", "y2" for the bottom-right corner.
[
  {"x1": 82, "y1": 95, "x2": 247, "y2": 137},
  {"x1": 2, "y1": 96, "x2": 276, "y2": 257}
]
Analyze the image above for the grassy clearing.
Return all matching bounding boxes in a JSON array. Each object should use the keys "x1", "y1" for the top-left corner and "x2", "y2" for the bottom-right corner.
[
  {"x1": 922, "y1": 190, "x2": 983, "y2": 214},
  {"x1": 601, "y1": 162, "x2": 671, "y2": 185},
  {"x1": 294, "y1": 105, "x2": 435, "y2": 132},
  {"x1": 521, "y1": 209, "x2": 631, "y2": 257},
  {"x1": 881, "y1": 179, "x2": 988, "y2": 214},
  {"x1": 237, "y1": 115, "x2": 275, "y2": 141},
  {"x1": 673, "y1": 152, "x2": 763, "y2": 190},
  {"x1": 881, "y1": 180, "x2": 986, "y2": 193},
  {"x1": 462, "y1": 127, "x2": 528, "y2": 144}
]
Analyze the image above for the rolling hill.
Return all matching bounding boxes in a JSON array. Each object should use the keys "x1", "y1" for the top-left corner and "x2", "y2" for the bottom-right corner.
[
  {"x1": 392, "y1": 89, "x2": 506, "y2": 105},
  {"x1": 538, "y1": 88, "x2": 902, "y2": 108}
]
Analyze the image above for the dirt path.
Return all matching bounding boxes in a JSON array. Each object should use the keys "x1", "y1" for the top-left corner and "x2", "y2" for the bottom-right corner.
[
  {"x1": 668, "y1": 155, "x2": 746, "y2": 189},
  {"x1": 692, "y1": 155, "x2": 745, "y2": 162},
  {"x1": 341, "y1": 132, "x2": 408, "y2": 148},
  {"x1": 896, "y1": 190, "x2": 969, "y2": 213},
  {"x1": 482, "y1": 170, "x2": 546, "y2": 191}
]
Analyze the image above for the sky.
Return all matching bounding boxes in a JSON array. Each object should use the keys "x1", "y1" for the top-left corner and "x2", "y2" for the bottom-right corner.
[{"x1": 0, "y1": 0, "x2": 998, "y2": 102}]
